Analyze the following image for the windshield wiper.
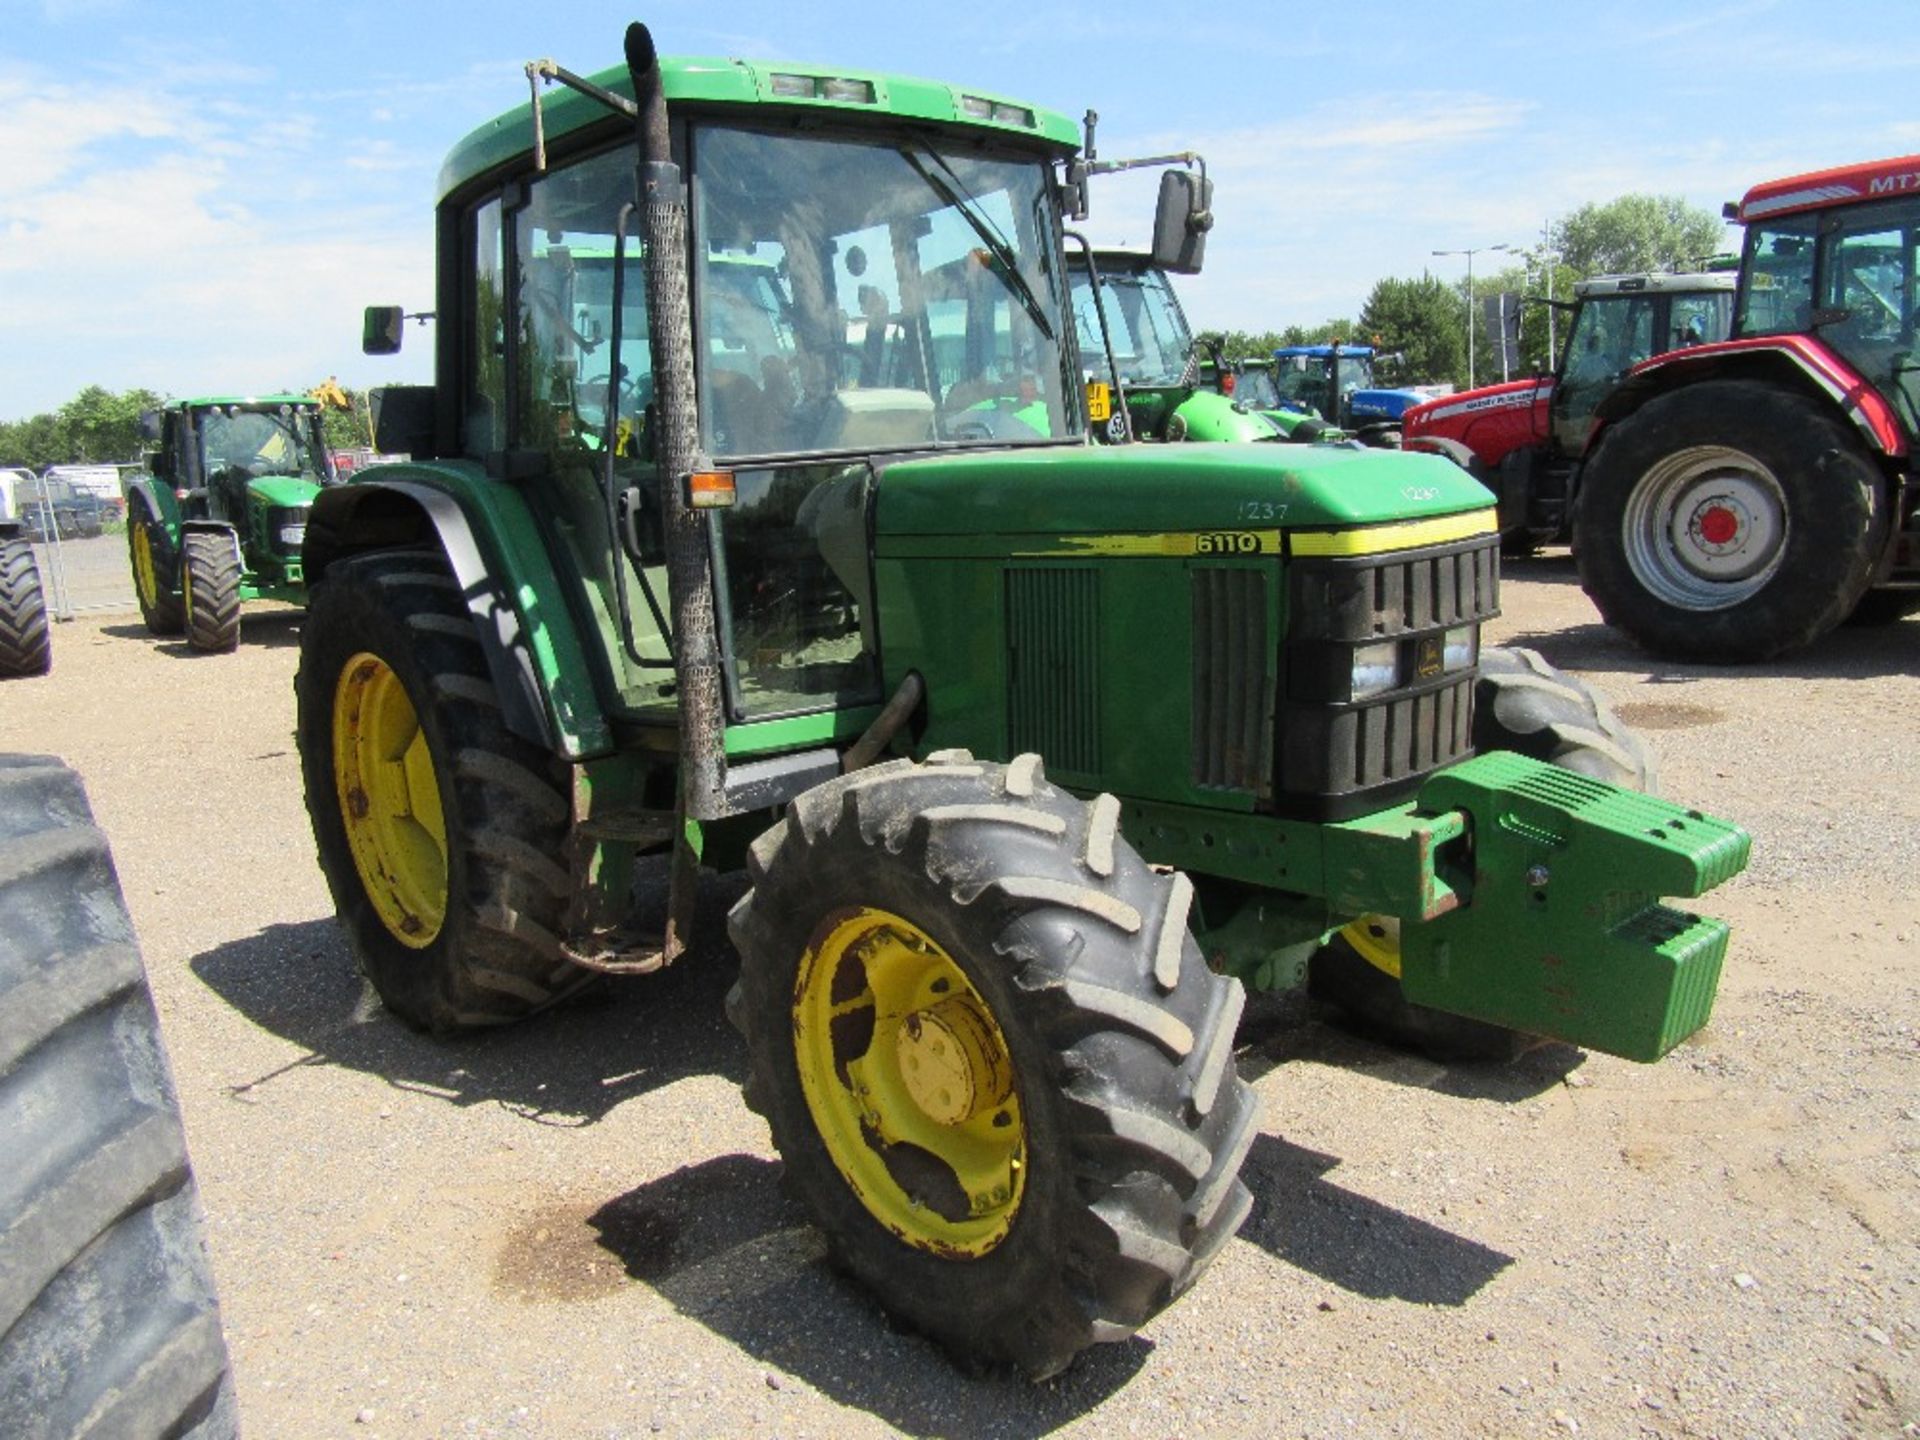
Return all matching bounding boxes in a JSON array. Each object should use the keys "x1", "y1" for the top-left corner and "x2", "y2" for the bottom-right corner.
[{"x1": 904, "y1": 149, "x2": 1055, "y2": 343}]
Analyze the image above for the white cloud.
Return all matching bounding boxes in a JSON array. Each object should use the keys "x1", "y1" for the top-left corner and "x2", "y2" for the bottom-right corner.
[{"x1": 0, "y1": 56, "x2": 437, "y2": 415}]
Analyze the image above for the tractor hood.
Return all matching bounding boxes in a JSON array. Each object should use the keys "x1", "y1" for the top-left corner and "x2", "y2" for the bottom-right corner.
[
  {"x1": 876, "y1": 442, "x2": 1493, "y2": 541},
  {"x1": 246, "y1": 474, "x2": 325, "y2": 508}
]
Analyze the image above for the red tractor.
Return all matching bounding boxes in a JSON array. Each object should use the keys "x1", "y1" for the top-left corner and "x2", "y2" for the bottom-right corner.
[
  {"x1": 1402, "y1": 268, "x2": 1735, "y2": 555},
  {"x1": 1573, "y1": 155, "x2": 1920, "y2": 660}
]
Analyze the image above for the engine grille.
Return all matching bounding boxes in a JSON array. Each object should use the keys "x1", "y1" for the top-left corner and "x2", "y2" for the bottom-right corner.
[
  {"x1": 1278, "y1": 531, "x2": 1500, "y2": 818},
  {"x1": 1191, "y1": 567, "x2": 1270, "y2": 794},
  {"x1": 1005, "y1": 566, "x2": 1100, "y2": 777}
]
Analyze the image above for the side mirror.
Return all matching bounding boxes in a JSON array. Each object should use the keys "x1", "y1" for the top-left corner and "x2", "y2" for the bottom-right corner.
[
  {"x1": 369, "y1": 386, "x2": 435, "y2": 456},
  {"x1": 1151, "y1": 169, "x2": 1213, "y2": 276},
  {"x1": 363, "y1": 305, "x2": 406, "y2": 356},
  {"x1": 137, "y1": 409, "x2": 163, "y2": 442}
]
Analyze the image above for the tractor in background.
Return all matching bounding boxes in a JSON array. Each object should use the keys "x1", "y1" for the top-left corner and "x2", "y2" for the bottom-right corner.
[
  {"x1": 1069, "y1": 249, "x2": 1343, "y2": 442},
  {"x1": 1269, "y1": 343, "x2": 1447, "y2": 447},
  {"x1": 123, "y1": 396, "x2": 335, "y2": 651},
  {"x1": 296, "y1": 23, "x2": 1749, "y2": 1381},
  {"x1": 1403, "y1": 267, "x2": 1735, "y2": 554},
  {"x1": 1574, "y1": 156, "x2": 1920, "y2": 659}
]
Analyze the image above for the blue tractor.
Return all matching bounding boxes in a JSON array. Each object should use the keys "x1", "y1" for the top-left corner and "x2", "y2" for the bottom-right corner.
[{"x1": 1270, "y1": 343, "x2": 1445, "y2": 446}]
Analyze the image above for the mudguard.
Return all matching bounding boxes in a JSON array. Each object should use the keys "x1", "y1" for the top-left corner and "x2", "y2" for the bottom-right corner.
[{"x1": 305, "y1": 475, "x2": 594, "y2": 756}]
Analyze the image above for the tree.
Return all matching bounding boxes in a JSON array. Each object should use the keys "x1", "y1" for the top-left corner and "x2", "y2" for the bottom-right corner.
[
  {"x1": 1553, "y1": 195, "x2": 1728, "y2": 279},
  {"x1": 1214, "y1": 330, "x2": 1289, "y2": 362},
  {"x1": 59, "y1": 386, "x2": 164, "y2": 464},
  {"x1": 1359, "y1": 274, "x2": 1465, "y2": 387}
]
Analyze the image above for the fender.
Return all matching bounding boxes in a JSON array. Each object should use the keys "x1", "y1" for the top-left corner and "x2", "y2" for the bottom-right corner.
[
  {"x1": 178, "y1": 520, "x2": 244, "y2": 573},
  {"x1": 121, "y1": 476, "x2": 182, "y2": 534},
  {"x1": 1595, "y1": 336, "x2": 1907, "y2": 458},
  {"x1": 305, "y1": 471, "x2": 612, "y2": 758},
  {"x1": 1401, "y1": 433, "x2": 1481, "y2": 472}
]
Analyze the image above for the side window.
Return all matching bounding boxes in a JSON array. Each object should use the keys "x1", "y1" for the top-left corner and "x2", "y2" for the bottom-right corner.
[
  {"x1": 514, "y1": 148, "x2": 655, "y2": 460},
  {"x1": 1823, "y1": 222, "x2": 1910, "y2": 340},
  {"x1": 1669, "y1": 292, "x2": 1731, "y2": 350},
  {"x1": 1737, "y1": 219, "x2": 1818, "y2": 336},
  {"x1": 467, "y1": 198, "x2": 508, "y2": 456}
]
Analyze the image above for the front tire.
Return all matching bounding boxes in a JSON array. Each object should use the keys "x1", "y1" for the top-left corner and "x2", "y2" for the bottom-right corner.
[
  {"x1": 1309, "y1": 647, "x2": 1657, "y2": 1061},
  {"x1": 1575, "y1": 380, "x2": 1888, "y2": 661},
  {"x1": 728, "y1": 753, "x2": 1258, "y2": 1379},
  {"x1": 0, "y1": 755, "x2": 237, "y2": 1438},
  {"x1": 0, "y1": 533, "x2": 50, "y2": 678},
  {"x1": 297, "y1": 550, "x2": 590, "y2": 1034},
  {"x1": 181, "y1": 531, "x2": 242, "y2": 653},
  {"x1": 128, "y1": 501, "x2": 184, "y2": 636}
]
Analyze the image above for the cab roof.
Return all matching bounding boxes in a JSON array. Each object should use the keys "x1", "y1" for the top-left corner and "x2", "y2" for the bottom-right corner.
[
  {"x1": 1738, "y1": 154, "x2": 1920, "y2": 223},
  {"x1": 177, "y1": 395, "x2": 318, "y2": 409},
  {"x1": 1572, "y1": 271, "x2": 1736, "y2": 298},
  {"x1": 441, "y1": 53, "x2": 1079, "y2": 201}
]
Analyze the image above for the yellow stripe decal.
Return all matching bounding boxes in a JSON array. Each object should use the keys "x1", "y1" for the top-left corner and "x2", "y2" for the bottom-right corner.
[
  {"x1": 1290, "y1": 509, "x2": 1496, "y2": 557},
  {"x1": 1020, "y1": 530, "x2": 1284, "y2": 557}
]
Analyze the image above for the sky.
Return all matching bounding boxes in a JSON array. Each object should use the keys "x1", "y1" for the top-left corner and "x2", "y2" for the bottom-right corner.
[{"x1": 3, "y1": 0, "x2": 1918, "y2": 420}]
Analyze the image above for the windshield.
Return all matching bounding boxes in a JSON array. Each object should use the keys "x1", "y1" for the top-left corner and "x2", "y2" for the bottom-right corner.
[
  {"x1": 1069, "y1": 263, "x2": 1193, "y2": 388},
  {"x1": 1233, "y1": 364, "x2": 1281, "y2": 409},
  {"x1": 1271, "y1": 351, "x2": 1373, "y2": 412},
  {"x1": 692, "y1": 125, "x2": 1076, "y2": 459},
  {"x1": 196, "y1": 408, "x2": 326, "y2": 482}
]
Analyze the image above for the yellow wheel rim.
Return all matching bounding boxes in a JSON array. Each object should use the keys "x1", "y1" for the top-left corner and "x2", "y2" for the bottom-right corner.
[
  {"x1": 180, "y1": 546, "x2": 193, "y2": 621},
  {"x1": 333, "y1": 651, "x2": 448, "y2": 947},
  {"x1": 131, "y1": 523, "x2": 159, "y2": 609},
  {"x1": 1341, "y1": 914, "x2": 1402, "y2": 979},
  {"x1": 795, "y1": 907, "x2": 1026, "y2": 1257}
]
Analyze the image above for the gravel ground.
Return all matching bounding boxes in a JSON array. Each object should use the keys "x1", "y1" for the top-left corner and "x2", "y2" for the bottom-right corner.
[{"x1": 2, "y1": 537, "x2": 1916, "y2": 1439}]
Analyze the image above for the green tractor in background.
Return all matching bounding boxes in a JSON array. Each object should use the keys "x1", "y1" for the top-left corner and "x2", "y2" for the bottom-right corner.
[
  {"x1": 1069, "y1": 243, "x2": 1345, "y2": 444},
  {"x1": 296, "y1": 25, "x2": 1749, "y2": 1381},
  {"x1": 123, "y1": 396, "x2": 334, "y2": 652}
]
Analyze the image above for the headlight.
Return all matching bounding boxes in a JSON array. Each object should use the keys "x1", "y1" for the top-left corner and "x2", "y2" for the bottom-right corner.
[
  {"x1": 1351, "y1": 640, "x2": 1401, "y2": 699},
  {"x1": 278, "y1": 524, "x2": 306, "y2": 547},
  {"x1": 1443, "y1": 624, "x2": 1478, "y2": 672}
]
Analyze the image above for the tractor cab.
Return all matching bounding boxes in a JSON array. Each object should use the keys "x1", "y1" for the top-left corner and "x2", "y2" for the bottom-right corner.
[
  {"x1": 1737, "y1": 198, "x2": 1919, "y2": 429},
  {"x1": 1066, "y1": 248, "x2": 1283, "y2": 441},
  {"x1": 1552, "y1": 273, "x2": 1734, "y2": 458}
]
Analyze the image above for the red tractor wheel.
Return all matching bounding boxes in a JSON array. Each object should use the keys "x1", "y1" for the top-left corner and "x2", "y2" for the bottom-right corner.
[{"x1": 1575, "y1": 379, "x2": 1888, "y2": 661}]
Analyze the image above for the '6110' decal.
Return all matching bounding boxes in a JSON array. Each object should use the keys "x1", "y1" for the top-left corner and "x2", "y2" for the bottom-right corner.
[{"x1": 1042, "y1": 530, "x2": 1284, "y2": 557}]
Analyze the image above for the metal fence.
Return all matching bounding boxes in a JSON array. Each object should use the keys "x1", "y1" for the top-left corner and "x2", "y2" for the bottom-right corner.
[{"x1": 2, "y1": 472, "x2": 137, "y2": 618}]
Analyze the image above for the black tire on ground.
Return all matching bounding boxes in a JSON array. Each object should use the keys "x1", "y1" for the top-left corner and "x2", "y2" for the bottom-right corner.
[
  {"x1": 1308, "y1": 646, "x2": 1657, "y2": 1062},
  {"x1": 0, "y1": 754, "x2": 238, "y2": 1438},
  {"x1": 727, "y1": 752, "x2": 1259, "y2": 1380},
  {"x1": 296, "y1": 549, "x2": 591, "y2": 1034},
  {"x1": 128, "y1": 500, "x2": 185, "y2": 636},
  {"x1": 1843, "y1": 587, "x2": 1920, "y2": 627},
  {"x1": 1574, "y1": 379, "x2": 1888, "y2": 662},
  {"x1": 0, "y1": 534, "x2": 51, "y2": 678},
  {"x1": 180, "y1": 531, "x2": 242, "y2": 653}
]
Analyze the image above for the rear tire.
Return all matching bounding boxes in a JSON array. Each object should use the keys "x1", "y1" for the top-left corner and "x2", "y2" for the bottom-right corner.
[
  {"x1": 0, "y1": 754, "x2": 237, "y2": 1438},
  {"x1": 1575, "y1": 380, "x2": 1887, "y2": 661},
  {"x1": 181, "y1": 531, "x2": 241, "y2": 653},
  {"x1": 1309, "y1": 647, "x2": 1656, "y2": 1061},
  {"x1": 128, "y1": 501, "x2": 184, "y2": 636},
  {"x1": 297, "y1": 550, "x2": 591, "y2": 1034},
  {"x1": 728, "y1": 753, "x2": 1257, "y2": 1379},
  {"x1": 0, "y1": 534, "x2": 51, "y2": 678},
  {"x1": 1844, "y1": 587, "x2": 1920, "y2": 627}
]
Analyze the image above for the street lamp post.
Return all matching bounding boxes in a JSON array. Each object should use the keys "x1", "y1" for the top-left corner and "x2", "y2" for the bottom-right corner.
[
  {"x1": 1433, "y1": 243, "x2": 1511, "y2": 388},
  {"x1": 1539, "y1": 249, "x2": 1563, "y2": 365}
]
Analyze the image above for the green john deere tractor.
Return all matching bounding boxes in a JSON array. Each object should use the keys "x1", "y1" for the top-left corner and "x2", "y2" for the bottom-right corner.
[
  {"x1": 296, "y1": 24, "x2": 1750, "y2": 1380},
  {"x1": 124, "y1": 397, "x2": 334, "y2": 651}
]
